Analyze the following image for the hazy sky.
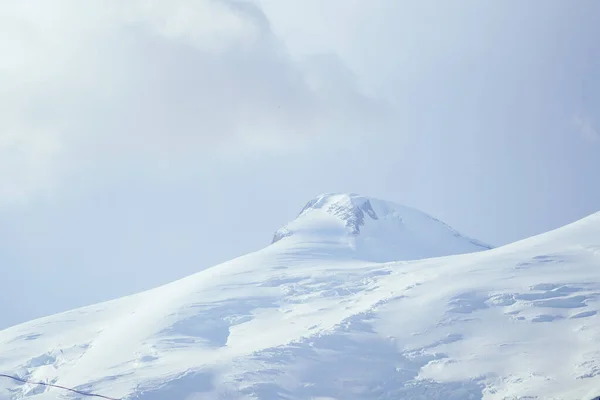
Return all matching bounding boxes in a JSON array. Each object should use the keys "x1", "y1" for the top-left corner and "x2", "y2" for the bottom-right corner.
[{"x1": 1, "y1": 0, "x2": 599, "y2": 328}]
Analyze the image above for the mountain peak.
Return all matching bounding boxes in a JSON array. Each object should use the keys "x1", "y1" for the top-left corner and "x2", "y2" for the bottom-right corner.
[
  {"x1": 292, "y1": 193, "x2": 380, "y2": 235},
  {"x1": 272, "y1": 193, "x2": 491, "y2": 262}
]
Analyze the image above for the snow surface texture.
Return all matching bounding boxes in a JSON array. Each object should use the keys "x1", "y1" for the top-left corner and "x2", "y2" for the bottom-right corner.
[{"x1": 1, "y1": 193, "x2": 599, "y2": 400}]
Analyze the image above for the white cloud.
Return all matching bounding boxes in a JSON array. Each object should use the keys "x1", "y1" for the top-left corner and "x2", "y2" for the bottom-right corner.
[
  {"x1": 574, "y1": 113, "x2": 599, "y2": 143},
  {"x1": 0, "y1": 0, "x2": 390, "y2": 204},
  {"x1": 0, "y1": 128, "x2": 63, "y2": 201}
]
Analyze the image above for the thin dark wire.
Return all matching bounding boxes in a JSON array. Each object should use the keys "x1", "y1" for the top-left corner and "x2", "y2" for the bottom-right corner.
[{"x1": 0, "y1": 373, "x2": 121, "y2": 400}]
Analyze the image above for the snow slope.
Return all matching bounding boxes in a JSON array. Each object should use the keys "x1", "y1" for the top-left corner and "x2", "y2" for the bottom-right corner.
[{"x1": 1, "y1": 194, "x2": 599, "y2": 400}]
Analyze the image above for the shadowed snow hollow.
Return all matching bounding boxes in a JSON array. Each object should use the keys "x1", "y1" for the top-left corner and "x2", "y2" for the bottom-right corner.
[{"x1": 272, "y1": 193, "x2": 491, "y2": 262}]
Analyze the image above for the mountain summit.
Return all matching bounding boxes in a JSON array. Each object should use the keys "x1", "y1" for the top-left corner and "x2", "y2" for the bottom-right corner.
[{"x1": 272, "y1": 193, "x2": 491, "y2": 262}]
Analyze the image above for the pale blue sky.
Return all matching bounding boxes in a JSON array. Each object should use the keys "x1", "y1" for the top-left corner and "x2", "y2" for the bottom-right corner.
[{"x1": 1, "y1": 0, "x2": 599, "y2": 328}]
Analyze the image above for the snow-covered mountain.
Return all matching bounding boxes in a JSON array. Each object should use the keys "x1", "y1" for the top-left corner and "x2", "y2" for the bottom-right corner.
[
  {"x1": 271, "y1": 193, "x2": 491, "y2": 262},
  {"x1": 1, "y1": 194, "x2": 599, "y2": 400}
]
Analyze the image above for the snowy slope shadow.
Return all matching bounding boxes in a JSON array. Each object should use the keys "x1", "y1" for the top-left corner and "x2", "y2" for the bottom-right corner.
[
  {"x1": 158, "y1": 297, "x2": 279, "y2": 348},
  {"x1": 127, "y1": 370, "x2": 214, "y2": 400},
  {"x1": 233, "y1": 311, "x2": 484, "y2": 400}
]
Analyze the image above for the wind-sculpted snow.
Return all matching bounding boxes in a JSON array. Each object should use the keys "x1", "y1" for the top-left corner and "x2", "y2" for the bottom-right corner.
[{"x1": 1, "y1": 200, "x2": 600, "y2": 400}]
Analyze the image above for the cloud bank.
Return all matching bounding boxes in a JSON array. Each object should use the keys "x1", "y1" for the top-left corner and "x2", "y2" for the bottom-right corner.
[{"x1": 0, "y1": 0, "x2": 390, "y2": 203}]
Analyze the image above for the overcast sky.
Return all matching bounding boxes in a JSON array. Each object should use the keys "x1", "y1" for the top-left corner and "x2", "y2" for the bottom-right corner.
[{"x1": 1, "y1": 0, "x2": 599, "y2": 328}]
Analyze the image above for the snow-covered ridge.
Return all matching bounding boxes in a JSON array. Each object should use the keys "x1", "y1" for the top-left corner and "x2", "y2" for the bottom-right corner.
[{"x1": 272, "y1": 193, "x2": 491, "y2": 262}]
